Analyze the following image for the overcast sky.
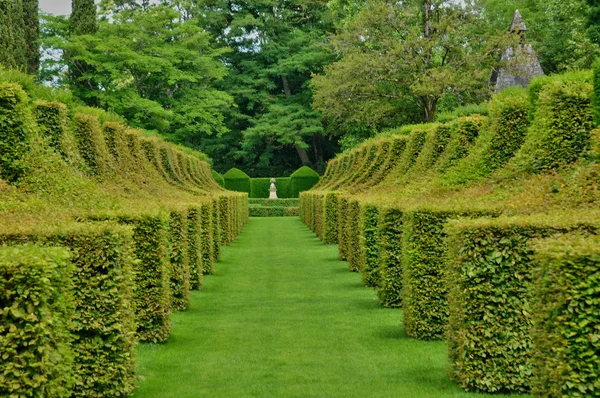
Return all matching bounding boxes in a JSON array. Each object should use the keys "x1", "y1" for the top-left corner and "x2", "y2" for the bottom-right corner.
[{"x1": 39, "y1": 0, "x2": 72, "y2": 16}]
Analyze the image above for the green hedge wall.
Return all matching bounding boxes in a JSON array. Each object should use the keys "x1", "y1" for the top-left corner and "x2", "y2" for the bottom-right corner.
[
  {"x1": 211, "y1": 170, "x2": 224, "y2": 187},
  {"x1": 169, "y1": 210, "x2": 190, "y2": 312},
  {"x1": 0, "y1": 82, "x2": 31, "y2": 183},
  {"x1": 248, "y1": 198, "x2": 298, "y2": 207},
  {"x1": 249, "y1": 206, "x2": 299, "y2": 217},
  {"x1": 223, "y1": 167, "x2": 251, "y2": 194},
  {"x1": 337, "y1": 196, "x2": 350, "y2": 261},
  {"x1": 187, "y1": 206, "x2": 204, "y2": 290},
  {"x1": 73, "y1": 113, "x2": 115, "y2": 177},
  {"x1": 445, "y1": 216, "x2": 599, "y2": 393},
  {"x1": 250, "y1": 177, "x2": 291, "y2": 198},
  {"x1": 0, "y1": 245, "x2": 75, "y2": 397},
  {"x1": 377, "y1": 207, "x2": 404, "y2": 308},
  {"x1": 0, "y1": 223, "x2": 137, "y2": 397},
  {"x1": 128, "y1": 215, "x2": 171, "y2": 343},
  {"x1": 290, "y1": 166, "x2": 320, "y2": 197},
  {"x1": 360, "y1": 203, "x2": 380, "y2": 287},
  {"x1": 200, "y1": 202, "x2": 215, "y2": 275},
  {"x1": 323, "y1": 192, "x2": 339, "y2": 244},
  {"x1": 529, "y1": 234, "x2": 600, "y2": 397},
  {"x1": 512, "y1": 71, "x2": 594, "y2": 172},
  {"x1": 211, "y1": 198, "x2": 221, "y2": 265},
  {"x1": 347, "y1": 200, "x2": 362, "y2": 272}
]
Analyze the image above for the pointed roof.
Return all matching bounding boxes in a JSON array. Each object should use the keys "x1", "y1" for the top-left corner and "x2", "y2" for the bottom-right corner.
[{"x1": 509, "y1": 9, "x2": 527, "y2": 32}]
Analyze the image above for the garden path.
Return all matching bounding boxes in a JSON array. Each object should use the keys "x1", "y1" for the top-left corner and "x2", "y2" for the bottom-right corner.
[{"x1": 134, "y1": 217, "x2": 527, "y2": 398}]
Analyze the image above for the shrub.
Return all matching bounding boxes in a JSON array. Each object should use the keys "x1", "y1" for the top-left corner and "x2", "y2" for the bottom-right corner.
[
  {"x1": 347, "y1": 200, "x2": 363, "y2": 272},
  {"x1": 0, "y1": 82, "x2": 31, "y2": 183},
  {"x1": 200, "y1": 202, "x2": 215, "y2": 275},
  {"x1": 250, "y1": 177, "x2": 291, "y2": 198},
  {"x1": 0, "y1": 245, "x2": 75, "y2": 397},
  {"x1": 529, "y1": 234, "x2": 600, "y2": 397},
  {"x1": 445, "y1": 215, "x2": 599, "y2": 393},
  {"x1": 433, "y1": 116, "x2": 485, "y2": 172},
  {"x1": 352, "y1": 140, "x2": 391, "y2": 190},
  {"x1": 223, "y1": 167, "x2": 251, "y2": 194},
  {"x1": 512, "y1": 71, "x2": 594, "y2": 172},
  {"x1": 248, "y1": 206, "x2": 300, "y2": 217},
  {"x1": 73, "y1": 113, "x2": 115, "y2": 177},
  {"x1": 169, "y1": 210, "x2": 190, "y2": 312},
  {"x1": 0, "y1": 223, "x2": 137, "y2": 397},
  {"x1": 212, "y1": 170, "x2": 224, "y2": 186},
  {"x1": 377, "y1": 207, "x2": 403, "y2": 307},
  {"x1": 290, "y1": 166, "x2": 320, "y2": 197},
  {"x1": 211, "y1": 198, "x2": 221, "y2": 264},
  {"x1": 187, "y1": 206, "x2": 204, "y2": 290},
  {"x1": 323, "y1": 192, "x2": 339, "y2": 244},
  {"x1": 360, "y1": 203, "x2": 380, "y2": 287},
  {"x1": 248, "y1": 198, "x2": 299, "y2": 207},
  {"x1": 366, "y1": 136, "x2": 408, "y2": 189},
  {"x1": 337, "y1": 196, "x2": 350, "y2": 261}
]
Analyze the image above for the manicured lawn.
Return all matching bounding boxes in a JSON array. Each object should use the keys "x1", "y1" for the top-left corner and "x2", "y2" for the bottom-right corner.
[{"x1": 134, "y1": 217, "x2": 528, "y2": 397}]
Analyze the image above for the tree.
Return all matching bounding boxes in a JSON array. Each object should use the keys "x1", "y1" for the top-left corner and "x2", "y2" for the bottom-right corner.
[
  {"x1": 313, "y1": 0, "x2": 509, "y2": 124},
  {"x1": 68, "y1": 0, "x2": 98, "y2": 103},
  {"x1": 0, "y1": 0, "x2": 27, "y2": 71},
  {"x1": 23, "y1": 0, "x2": 39, "y2": 74}
]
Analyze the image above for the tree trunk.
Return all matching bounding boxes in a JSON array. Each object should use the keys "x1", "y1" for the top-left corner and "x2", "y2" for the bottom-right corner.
[
  {"x1": 282, "y1": 76, "x2": 292, "y2": 97},
  {"x1": 423, "y1": 97, "x2": 437, "y2": 123},
  {"x1": 296, "y1": 146, "x2": 311, "y2": 165},
  {"x1": 312, "y1": 133, "x2": 324, "y2": 164}
]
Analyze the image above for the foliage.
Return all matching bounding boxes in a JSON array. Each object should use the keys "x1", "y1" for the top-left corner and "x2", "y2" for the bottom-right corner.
[
  {"x1": 377, "y1": 207, "x2": 404, "y2": 307},
  {"x1": 250, "y1": 177, "x2": 291, "y2": 199},
  {"x1": 529, "y1": 234, "x2": 600, "y2": 397},
  {"x1": 290, "y1": 166, "x2": 320, "y2": 197},
  {"x1": 0, "y1": 244, "x2": 74, "y2": 397},
  {"x1": 169, "y1": 210, "x2": 190, "y2": 312},
  {"x1": 187, "y1": 206, "x2": 204, "y2": 291},
  {"x1": 212, "y1": 170, "x2": 224, "y2": 187},
  {"x1": 223, "y1": 167, "x2": 251, "y2": 194},
  {"x1": 360, "y1": 203, "x2": 380, "y2": 287},
  {"x1": 0, "y1": 83, "x2": 31, "y2": 183}
]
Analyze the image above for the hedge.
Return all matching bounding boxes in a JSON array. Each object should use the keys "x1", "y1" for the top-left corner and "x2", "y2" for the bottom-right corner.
[
  {"x1": 169, "y1": 210, "x2": 190, "y2": 312},
  {"x1": 200, "y1": 202, "x2": 215, "y2": 275},
  {"x1": 73, "y1": 113, "x2": 115, "y2": 177},
  {"x1": 445, "y1": 215, "x2": 599, "y2": 393},
  {"x1": 366, "y1": 136, "x2": 408, "y2": 189},
  {"x1": 433, "y1": 115, "x2": 485, "y2": 172},
  {"x1": 377, "y1": 207, "x2": 404, "y2": 307},
  {"x1": 211, "y1": 170, "x2": 224, "y2": 186},
  {"x1": 383, "y1": 128, "x2": 428, "y2": 184},
  {"x1": 223, "y1": 167, "x2": 251, "y2": 194},
  {"x1": 337, "y1": 196, "x2": 350, "y2": 261},
  {"x1": 248, "y1": 198, "x2": 299, "y2": 207},
  {"x1": 529, "y1": 234, "x2": 600, "y2": 397},
  {"x1": 249, "y1": 206, "x2": 299, "y2": 217},
  {"x1": 360, "y1": 203, "x2": 380, "y2": 287},
  {"x1": 512, "y1": 71, "x2": 594, "y2": 172},
  {"x1": 347, "y1": 200, "x2": 363, "y2": 272},
  {"x1": 211, "y1": 198, "x2": 221, "y2": 265},
  {"x1": 0, "y1": 82, "x2": 31, "y2": 183},
  {"x1": 290, "y1": 166, "x2": 320, "y2": 197},
  {"x1": 323, "y1": 192, "x2": 339, "y2": 244},
  {"x1": 127, "y1": 215, "x2": 171, "y2": 343},
  {"x1": 0, "y1": 245, "x2": 74, "y2": 397},
  {"x1": 352, "y1": 140, "x2": 391, "y2": 190},
  {"x1": 250, "y1": 177, "x2": 291, "y2": 198},
  {"x1": 187, "y1": 206, "x2": 204, "y2": 290},
  {"x1": 0, "y1": 223, "x2": 137, "y2": 397}
]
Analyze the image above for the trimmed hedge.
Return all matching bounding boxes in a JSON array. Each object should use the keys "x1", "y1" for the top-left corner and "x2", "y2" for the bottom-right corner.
[
  {"x1": 169, "y1": 210, "x2": 190, "y2": 312},
  {"x1": 223, "y1": 167, "x2": 251, "y2": 194},
  {"x1": 290, "y1": 166, "x2": 320, "y2": 197},
  {"x1": 250, "y1": 177, "x2": 291, "y2": 198},
  {"x1": 0, "y1": 82, "x2": 31, "y2": 183},
  {"x1": 360, "y1": 203, "x2": 380, "y2": 287},
  {"x1": 323, "y1": 192, "x2": 339, "y2": 244},
  {"x1": 529, "y1": 234, "x2": 600, "y2": 397},
  {"x1": 211, "y1": 169, "x2": 224, "y2": 187},
  {"x1": 211, "y1": 198, "x2": 221, "y2": 265},
  {"x1": 347, "y1": 200, "x2": 363, "y2": 272},
  {"x1": 187, "y1": 206, "x2": 204, "y2": 290},
  {"x1": 200, "y1": 202, "x2": 215, "y2": 275},
  {"x1": 337, "y1": 196, "x2": 350, "y2": 261},
  {"x1": 445, "y1": 215, "x2": 599, "y2": 393},
  {"x1": 377, "y1": 207, "x2": 404, "y2": 307},
  {"x1": 512, "y1": 71, "x2": 594, "y2": 172},
  {"x1": 73, "y1": 113, "x2": 115, "y2": 177},
  {"x1": 249, "y1": 206, "x2": 299, "y2": 217},
  {"x1": 0, "y1": 245, "x2": 74, "y2": 397},
  {"x1": 0, "y1": 223, "x2": 137, "y2": 397},
  {"x1": 248, "y1": 198, "x2": 298, "y2": 207}
]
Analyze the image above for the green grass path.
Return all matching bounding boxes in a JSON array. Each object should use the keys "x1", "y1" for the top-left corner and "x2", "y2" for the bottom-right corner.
[{"x1": 134, "y1": 217, "x2": 526, "y2": 397}]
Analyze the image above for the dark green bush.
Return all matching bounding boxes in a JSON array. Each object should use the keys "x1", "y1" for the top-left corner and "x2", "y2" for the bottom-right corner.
[
  {"x1": 169, "y1": 210, "x2": 190, "y2": 312},
  {"x1": 223, "y1": 167, "x2": 251, "y2": 194},
  {"x1": 187, "y1": 206, "x2": 204, "y2": 290},
  {"x1": 0, "y1": 245, "x2": 75, "y2": 397},
  {"x1": 249, "y1": 206, "x2": 299, "y2": 217},
  {"x1": 529, "y1": 234, "x2": 600, "y2": 397},
  {"x1": 377, "y1": 207, "x2": 403, "y2": 308},
  {"x1": 0, "y1": 82, "x2": 31, "y2": 183},
  {"x1": 248, "y1": 198, "x2": 299, "y2": 207},
  {"x1": 360, "y1": 203, "x2": 380, "y2": 287},
  {"x1": 34, "y1": 100, "x2": 68, "y2": 151},
  {"x1": 211, "y1": 170, "x2": 224, "y2": 186},
  {"x1": 290, "y1": 166, "x2": 320, "y2": 197},
  {"x1": 445, "y1": 215, "x2": 598, "y2": 393}
]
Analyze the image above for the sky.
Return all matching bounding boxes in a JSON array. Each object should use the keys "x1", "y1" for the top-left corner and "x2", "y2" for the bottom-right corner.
[{"x1": 39, "y1": 0, "x2": 72, "y2": 15}]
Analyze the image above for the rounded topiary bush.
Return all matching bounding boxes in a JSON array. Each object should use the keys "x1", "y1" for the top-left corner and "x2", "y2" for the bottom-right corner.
[
  {"x1": 223, "y1": 167, "x2": 251, "y2": 194},
  {"x1": 212, "y1": 169, "x2": 224, "y2": 187},
  {"x1": 290, "y1": 166, "x2": 320, "y2": 197}
]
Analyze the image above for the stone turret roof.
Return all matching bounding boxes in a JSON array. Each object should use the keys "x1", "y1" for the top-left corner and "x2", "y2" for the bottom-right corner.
[{"x1": 509, "y1": 9, "x2": 527, "y2": 32}]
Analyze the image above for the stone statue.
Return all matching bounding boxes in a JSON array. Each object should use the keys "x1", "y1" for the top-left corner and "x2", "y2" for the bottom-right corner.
[{"x1": 269, "y1": 178, "x2": 278, "y2": 199}]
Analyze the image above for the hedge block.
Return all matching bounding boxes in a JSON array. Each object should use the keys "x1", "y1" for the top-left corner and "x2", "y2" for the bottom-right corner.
[
  {"x1": 0, "y1": 245, "x2": 74, "y2": 397},
  {"x1": 377, "y1": 207, "x2": 403, "y2": 308},
  {"x1": 223, "y1": 167, "x2": 251, "y2": 194},
  {"x1": 323, "y1": 192, "x2": 339, "y2": 244},
  {"x1": 0, "y1": 82, "x2": 31, "y2": 183},
  {"x1": 169, "y1": 210, "x2": 190, "y2": 312},
  {"x1": 187, "y1": 206, "x2": 204, "y2": 290},
  {"x1": 290, "y1": 166, "x2": 320, "y2": 197},
  {"x1": 360, "y1": 203, "x2": 380, "y2": 287},
  {"x1": 529, "y1": 234, "x2": 600, "y2": 397}
]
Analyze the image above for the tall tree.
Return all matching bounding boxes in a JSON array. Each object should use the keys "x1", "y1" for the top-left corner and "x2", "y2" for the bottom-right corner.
[
  {"x1": 68, "y1": 0, "x2": 98, "y2": 103},
  {"x1": 23, "y1": 0, "x2": 39, "y2": 74},
  {"x1": 0, "y1": 0, "x2": 27, "y2": 70},
  {"x1": 313, "y1": 0, "x2": 509, "y2": 124}
]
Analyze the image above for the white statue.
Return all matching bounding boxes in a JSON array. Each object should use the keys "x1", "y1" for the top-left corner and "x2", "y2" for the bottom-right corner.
[{"x1": 269, "y1": 178, "x2": 278, "y2": 199}]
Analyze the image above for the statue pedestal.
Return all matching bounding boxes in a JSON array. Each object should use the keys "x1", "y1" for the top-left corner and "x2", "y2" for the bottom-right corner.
[
  {"x1": 269, "y1": 178, "x2": 278, "y2": 199},
  {"x1": 269, "y1": 191, "x2": 278, "y2": 199}
]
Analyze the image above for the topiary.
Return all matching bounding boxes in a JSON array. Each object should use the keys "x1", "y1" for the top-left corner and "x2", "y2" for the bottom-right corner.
[
  {"x1": 290, "y1": 166, "x2": 320, "y2": 197},
  {"x1": 223, "y1": 167, "x2": 251, "y2": 194}
]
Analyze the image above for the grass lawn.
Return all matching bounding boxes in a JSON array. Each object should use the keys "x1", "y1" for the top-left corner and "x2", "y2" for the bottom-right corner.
[{"x1": 134, "y1": 217, "x2": 529, "y2": 397}]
